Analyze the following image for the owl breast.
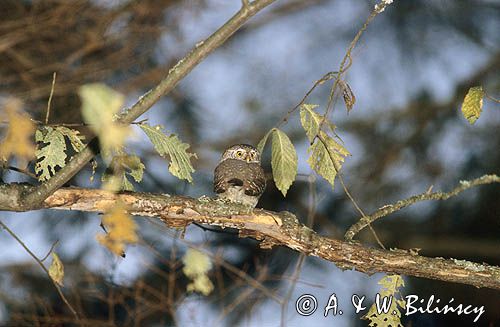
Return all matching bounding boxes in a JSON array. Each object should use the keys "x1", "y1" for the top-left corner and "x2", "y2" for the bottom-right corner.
[{"x1": 213, "y1": 159, "x2": 266, "y2": 207}]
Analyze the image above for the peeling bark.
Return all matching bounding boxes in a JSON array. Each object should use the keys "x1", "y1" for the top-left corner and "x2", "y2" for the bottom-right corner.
[{"x1": 31, "y1": 186, "x2": 500, "y2": 290}]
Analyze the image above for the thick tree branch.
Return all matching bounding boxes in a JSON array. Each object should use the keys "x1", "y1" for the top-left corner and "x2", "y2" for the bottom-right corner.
[
  {"x1": 19, "y1": 186, "x2": 498, "y2": 291},
  {"x1": 17, "y1": 0, "x2": 277, "y2": 210}
]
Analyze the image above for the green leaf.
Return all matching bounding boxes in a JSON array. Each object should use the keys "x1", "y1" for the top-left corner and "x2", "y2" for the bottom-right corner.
[
  {"x1": 257, "y1": 129, "x2": 273, "y2": 154},
  {"x1": 300, "y1": 104, "x2": 321, "y2": 142},
  {"x1": 121, "y1": 177, "x2": 134, "y2": 191},
  {"x1": 35, "y1": 126, "x2": 86, "y2": 181},
  {"x1": 300, "y1": 103, "x2": 337, "y2": 142},
  {"x1": 125, "y1": 155, "x2": 145, "y2": 183},
  {"x1": 461, "y1": 86, "x2": 484, "y2": 124},
  {"x1": 271, "y1": 129, "x2": 297, "y2": 196},
  {"x1": 139, "y1": 123, "x2": 196, "y2": 183},
  {"x1": 102, "y1": 154, "x2": 145, "y2": 191},
  {"x1": 35, "y1": 127, "x2": 67, "y2": 181},
  {"x1": 364, "y1": 275, "x2": 406, "y2": 327},
  {"x1": 307, "y1": 132, "x2": 350, "y2": 189},
  {"x1": 79, "y1": 83, "x2": 130, "y2": 156},
  {"x1": 56, "y1": 126, "x2": 85, "y2": 152}
]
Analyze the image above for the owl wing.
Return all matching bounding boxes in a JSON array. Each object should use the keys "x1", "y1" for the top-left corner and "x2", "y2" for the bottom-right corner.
[
  {"x1": 214, "y1": 159, "x2": 243, "y2": 194},
  {"x1": 213, "y1": 160, "x2": 266, "y2": 197},
  {"x1": 214, "y1": 161, "x2": 228, "y2": 194},
  {"x1": 243, "y1": 163, "x2": 266, "y2": 197}
]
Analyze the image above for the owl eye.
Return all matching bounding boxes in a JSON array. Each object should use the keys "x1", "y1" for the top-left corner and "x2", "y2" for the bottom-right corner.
[
  {"x1": 249, "y1": 152, "x2": 256, "y2": 160},
  {"x1": 235, "y1": 150, "x2": 244, "y2": 157}
]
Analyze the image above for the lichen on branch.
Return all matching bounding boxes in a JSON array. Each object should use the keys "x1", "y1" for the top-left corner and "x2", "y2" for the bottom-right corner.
[{"x1": 32, "y1": 186, "x2": 500, "y2": 291}]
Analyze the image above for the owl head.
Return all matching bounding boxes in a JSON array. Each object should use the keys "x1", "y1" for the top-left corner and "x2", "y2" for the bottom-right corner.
[{"x1": 220, "y1": 144, "x2": 261, "y2": 163}]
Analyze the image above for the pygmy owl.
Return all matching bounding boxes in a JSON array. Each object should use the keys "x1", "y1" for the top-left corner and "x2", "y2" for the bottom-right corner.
[{"x1": 214, "y1": 144, "x2": 266, "y2": 208}]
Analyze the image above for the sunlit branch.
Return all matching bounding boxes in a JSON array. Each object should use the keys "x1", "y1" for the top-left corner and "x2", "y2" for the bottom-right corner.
[{"x1": 6, "y1": 186, "x2": 496, "y2": 290}]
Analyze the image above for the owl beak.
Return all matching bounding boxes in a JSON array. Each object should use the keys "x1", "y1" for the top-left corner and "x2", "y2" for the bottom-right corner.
[{"x1": 246, "y1": 157, "x2": 251, "y2": 163}]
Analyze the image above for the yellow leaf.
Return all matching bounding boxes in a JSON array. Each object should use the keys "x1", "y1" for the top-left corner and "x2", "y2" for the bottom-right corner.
[
  {"x1": 79, "y1": 83, "x2": 131, "y2": 157},
  {"x1": 461, "y1": 86, "x2": 484, "y2": 124},
  {"x1": 182, "y1": 249, "x2": 212, "y2": 277},
  {"x1": 182, "y1": 249, "x2": 214, "y2": 296},
  {"x1": 96, "y1": 202, "x2": 138, "y2": 256},
  {"x1": 186, "y1": 275, "x2": 214, "y2": 296},
  {"x1": 48, "y1": 253, "x2": 64, "y2": 286},
  {"x1": 364, "y1": 275, "x2": 406, "y2": 327},
  {"x1": 0, "y1": 99, "x2": 36, "y2": 164}
]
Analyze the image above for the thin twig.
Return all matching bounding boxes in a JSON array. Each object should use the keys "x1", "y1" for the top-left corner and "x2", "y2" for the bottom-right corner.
[
  {"x1": 280, "y1": 255, "x2": 305, "y2": 327},
  {"x1": 280, "y1": 174, "x2": 316, "y2": 326},
  {"x1": 41, "y1": 240, "x2": 60, "y2": 262},
  {"x1": 306, "y1": 173, "x2": 317, "y2": 228},
  {"x1": 297, "y1": 3, "x2": 393, "y2": 248},
  {"x1": 316, "y1": 134, "x2": 386, "y2": 249},
  {"x1": 317, "y1": 2, "x2": 389, "y2": 134},
  {"x1": 276, "y1": 71, "x2": 338, "y2": 128},
  {"x1": 344, "y1": 174, "x2": 500, "y2": 240},
  {"x1": 272, "y1": 1, "x2": 392, "y2": 250},
  {"x1": 167, "y1": 230, "x2": 180, "y2": 320},
  {"x1": 0, "y1": 220, "x2": 79, "y2": 319},
  {"x1": 215, "y1": 268, "x2": 269, "y2": 325},
  {"x1": 484, "y1": 92, "x2": 500, "y2": 103},
  {"x1": 45, "y1": 72, "x2": 57, "y2": 125},
  {"x1": 1, "y1": 119, "x2": 145, "y2": 128},
  {"x1": 337, "y1": 170, "x2": 386, "y2": 249},
  {"x1": 140, "y1": 227, "x2": 281, "y2": 302}
]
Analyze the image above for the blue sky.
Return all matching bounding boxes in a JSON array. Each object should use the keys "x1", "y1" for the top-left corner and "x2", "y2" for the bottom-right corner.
[{"x1": 1, "y1": 0, "x2": 499, "y2": 325}]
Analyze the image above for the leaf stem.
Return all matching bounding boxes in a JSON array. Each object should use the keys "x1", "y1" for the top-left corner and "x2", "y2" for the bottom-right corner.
[{"x1": 45, "y1": 72, "x2": 57, "y2": 125}]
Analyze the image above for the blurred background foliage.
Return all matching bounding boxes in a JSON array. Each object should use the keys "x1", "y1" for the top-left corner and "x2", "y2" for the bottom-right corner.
[{"x1": 0, "y1": 0, "x2": 499, "y2": 325}]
